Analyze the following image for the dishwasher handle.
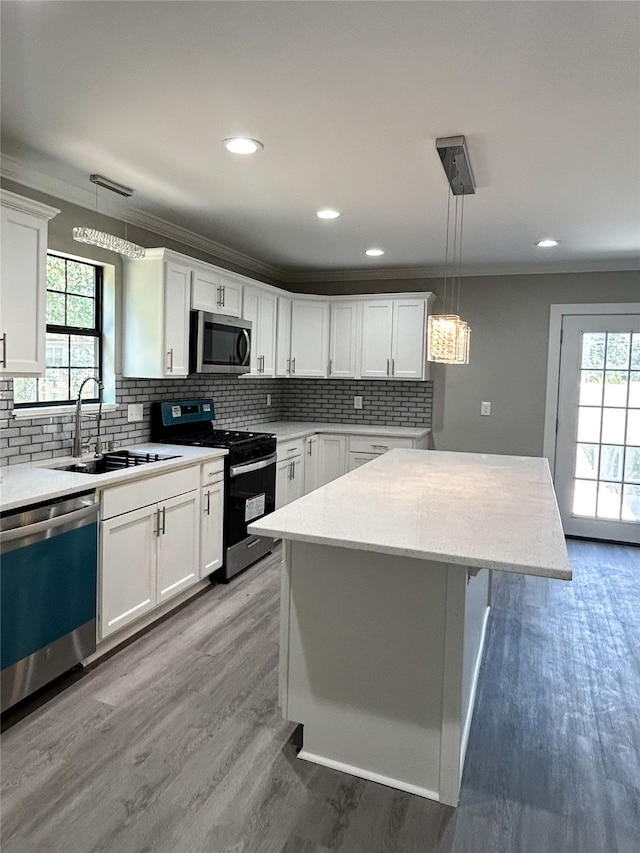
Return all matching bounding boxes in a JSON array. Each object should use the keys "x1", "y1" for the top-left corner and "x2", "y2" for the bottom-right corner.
[{"x1": 0, "y1": 503, "x2": 98, "y2": 551}]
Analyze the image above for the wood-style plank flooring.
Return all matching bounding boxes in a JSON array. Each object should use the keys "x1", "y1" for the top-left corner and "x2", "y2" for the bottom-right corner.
[{"x1": 1, "y1": 539, "x2": 638, "y2": 852}]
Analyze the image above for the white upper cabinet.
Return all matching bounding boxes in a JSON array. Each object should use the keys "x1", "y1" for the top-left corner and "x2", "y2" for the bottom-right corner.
[
  {"x1": 243, "y1": 284, "x2": 277, "y2": 377},
  {"x1": 0, "y1": 191, "x2": 59, "y2": 377},
  {"x1": 123, "y1": 249, "x2": 191, "y2": 378},
  {"x1": 289, "y1": 299, "x2": 330, "y2": 377},
  {"x1": 360, "y1": 297, "x2": 428, "y2": 380},
  {"x1": 360, "y1": 300, "x2": 394, "y2": 378},
  {"x1": 275, "y1": 296, "x2": 292, "y2": 377},
  {"x1": 277, "y1": 298, "x2": 330, "y2": 378},
  {"x1": 329, "y1": 301, "x2": 359, "y2": 378},
  {"x1": 192, "y1": 266, "x2": 242, "y2": 318}
]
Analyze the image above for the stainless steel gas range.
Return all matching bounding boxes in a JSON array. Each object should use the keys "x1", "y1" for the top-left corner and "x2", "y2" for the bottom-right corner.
[{"x1": 151, "y1": 399, "x2": 276, "y2": 581}]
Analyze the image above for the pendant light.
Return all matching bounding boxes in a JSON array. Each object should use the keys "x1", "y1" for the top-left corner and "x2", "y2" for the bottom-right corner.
[
  {"x1": 73, "y1": 175, "x2": 145, "y2": 259},
  {"x1": 427, "y1": 136, "x2": 474, "y2": 365}
]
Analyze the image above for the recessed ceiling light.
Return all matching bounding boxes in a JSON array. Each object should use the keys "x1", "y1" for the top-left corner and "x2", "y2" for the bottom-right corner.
[
  {"x1": 365, "y1": 248, "x2": 384, "y2": 257},
  {"x1": 535, "y1": 238, "x2": 559, "y2": 248},
  {"x1": 316, "y1": 209, "x2": 341, "y2": 220},
  {"x1": 223, "y1": 137, "x2": 264, "y2": 155}
]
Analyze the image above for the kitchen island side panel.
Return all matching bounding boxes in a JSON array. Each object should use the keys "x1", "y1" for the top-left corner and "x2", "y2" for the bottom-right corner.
[{"x1": 284, "y1": 540, "x2": 449, "y2": 799}]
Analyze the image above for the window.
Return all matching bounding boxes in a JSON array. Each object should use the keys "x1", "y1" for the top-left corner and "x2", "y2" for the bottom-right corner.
[{"x1": 14, "y1": 254, "x2": 103, "y2": 407}]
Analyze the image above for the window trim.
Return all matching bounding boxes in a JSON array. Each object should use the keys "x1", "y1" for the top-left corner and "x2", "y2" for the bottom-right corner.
[{"x1": 14, "y1": 254, "x2": 105, "y2": 409}]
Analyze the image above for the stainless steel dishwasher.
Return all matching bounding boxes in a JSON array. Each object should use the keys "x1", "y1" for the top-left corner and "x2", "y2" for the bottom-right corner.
[{"x1": 1, "y1": 490, "x2": 98, "y2": 712}]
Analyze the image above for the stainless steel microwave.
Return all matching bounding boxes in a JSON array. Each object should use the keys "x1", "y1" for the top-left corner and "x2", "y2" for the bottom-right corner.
[{"x1": 189, "y1": 311, "x2": 252, "y2": 374}]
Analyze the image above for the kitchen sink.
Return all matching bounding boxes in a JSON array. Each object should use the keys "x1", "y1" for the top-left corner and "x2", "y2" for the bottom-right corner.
[{"x1": 52, "y1": 450, "x2": 181, "y2": 475}]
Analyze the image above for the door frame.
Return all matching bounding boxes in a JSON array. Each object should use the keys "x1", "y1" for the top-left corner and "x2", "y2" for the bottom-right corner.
[{"x1": 543, "y1": 302, "x2": 640, "y2": 479}]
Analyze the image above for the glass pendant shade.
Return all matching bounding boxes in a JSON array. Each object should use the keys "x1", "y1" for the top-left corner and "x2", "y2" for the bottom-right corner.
[
  {"x1": 427, "y1": 314, "x2": 471, "y2": 364},
  {"x1": 73, "y1": 227, "x2": 145, "y2": 259}
]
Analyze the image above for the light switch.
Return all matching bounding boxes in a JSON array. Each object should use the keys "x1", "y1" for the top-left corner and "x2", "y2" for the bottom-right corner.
[
  {"x1": 354, "y1": 395, "x2": 363, "y2": 410},
  {"x1": 481, "y1": 401, "x2": 491, "y2": 416},
  {"x1": 127, "y1": 403, "x2": 144, "y2": 422}
]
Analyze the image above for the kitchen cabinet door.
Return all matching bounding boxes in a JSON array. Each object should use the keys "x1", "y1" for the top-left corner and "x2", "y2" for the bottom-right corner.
[
  {"x1": 191, "y1": 266, "x2": 221, "y2": 313},
  {"x1": 392, "y1": 298, "x2": 426, "y2": 379},
  {"x1": 289, "y1": 300, "x2": 330, "y2": 377},
  {"x1": 276, "y1": 455, "x2": 303, "y2": 508},
  {"x1": 200, "y1": 480, "x2": 224, "y2": 577},
  {"x1": 100, "y1": 505, "x2": 156, "y2": 639},
  {"x1": 123, "y1": 249, "x2": 191, "y2": 378},
  {"x1": 317, "y1": 434, "x2": 347, "y2": 487},
  {"x1": 329, "y1": 302, "x2": 358, "y2": 378},
  {"x1": 163, "y1": 260, "x2": 191, "y2": 377},
  {"x1": 275, "y1": 296, "x2": 292, "y2": 376},
  {"x1": 360, "y1": 300, "x2": 394, "y2": 378},
  {"x1": 217, "y1": 274, "x2": 243, "y2": 318},
  {"x1": 0, "y1": 192, "x2": 59, "y2": 377},
  {"x1": 156, "y1": 490, "x2": 200, "y2": 604},
  {"x1": 303, "y1": 434, "x2": 320, "y2": 493},
  {"x1": 243, "y1": 286, "x2": 276, "y2": 377}
]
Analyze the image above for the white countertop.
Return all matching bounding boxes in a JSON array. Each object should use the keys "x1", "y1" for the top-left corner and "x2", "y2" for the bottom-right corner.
[
  {"x1": 0, "y1": 443, "x2": 227, "y2": 513},
  {"x1": 246, "y1": 421, "x2": 430, "y2": 442},
  {"x1": 249, "y1": 449, "x2": 572, "y2": 580}
]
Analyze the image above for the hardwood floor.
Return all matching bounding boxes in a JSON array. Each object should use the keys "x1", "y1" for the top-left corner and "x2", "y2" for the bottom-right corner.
[{"x1": 1, "y1": 539, "x2": 638, "y2": 852}]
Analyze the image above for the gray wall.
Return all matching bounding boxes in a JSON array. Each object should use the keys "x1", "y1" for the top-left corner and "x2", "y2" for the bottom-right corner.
[{"x1": 290, "y1": 271, "x2": 639, "y2": 457}]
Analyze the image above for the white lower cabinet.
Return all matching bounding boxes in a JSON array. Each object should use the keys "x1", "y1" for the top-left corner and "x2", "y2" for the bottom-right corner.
[
  {"x1": 99, "y1": 466, "x2": 201, "y2": 640},
  {"x1": 276, "y1": 438, "x2": 305, "y2": 509},
  {"x1": 347, "y1": 434, "x2": 422, "y2": 471},
  {"x1": 316, "y1": 434, "x2": 347, "y2": 487},
  {"x1": 200, "y1": 460, "x2": 225, "y2": 577}
]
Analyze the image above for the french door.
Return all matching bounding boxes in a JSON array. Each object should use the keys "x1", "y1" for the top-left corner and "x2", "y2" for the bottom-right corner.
[{"x1": 554, "y1": 313, "x2": 640, "y2": 543}]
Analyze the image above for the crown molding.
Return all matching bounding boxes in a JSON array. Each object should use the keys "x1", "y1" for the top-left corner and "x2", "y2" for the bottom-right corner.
[
  {"x1": 0, "y1": 153, "x2": 284, "y2": 281},
  {"x1": 284, "y1": 258, "x2": 640, "y2": 284}
]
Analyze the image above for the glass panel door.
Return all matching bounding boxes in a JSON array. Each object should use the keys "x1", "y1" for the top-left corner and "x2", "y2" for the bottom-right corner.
[{"x1": 554, "y1": 314, "x2": 640, "y2": 543}]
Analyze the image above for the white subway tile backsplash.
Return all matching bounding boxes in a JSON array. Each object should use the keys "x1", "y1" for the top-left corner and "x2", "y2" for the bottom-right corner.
[{"x1": 0, "y1": 374, "x2": 432, "y2": 465}]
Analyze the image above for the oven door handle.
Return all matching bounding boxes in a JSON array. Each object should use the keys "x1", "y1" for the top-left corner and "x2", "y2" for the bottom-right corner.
[{"x1": 229, "y1": 453, "x2": 277, "y2": 478}]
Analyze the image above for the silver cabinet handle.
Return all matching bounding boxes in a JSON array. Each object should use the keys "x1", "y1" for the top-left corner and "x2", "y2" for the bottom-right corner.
[
  {"x1": 217, "y1": 285, "x2": 222, "y2": 306},
  {"x1": 292, "y1": 357, "x2": 296, "y2": 374},
  {"x1": 161, "y1": 506, "x2": 166, "y2": 535},
  {"x1": 286, "y1": 357, "x2": 291, "y2": 374},
  {"x1": 0, "y1": 332, "x2": 6, "y2": 368},
  {"x1": 307, "y1": 439, "x2": 312, "y2": 456},
  {"x1": 155, "y1": 507, "x2": 161, "y2": 537},
  {"x1": 328, "y1": 358, "x2": 332, "y2": 375},
  {"x1": 386, "y1": 358, "x2": 390, "y2": 376},
  {"x1": 371, "y1": 444, "x2": 389, "y2": 450},
  {"x1": 291, "y1": 460, "x2": 295, "y2": 480},
  {"x1": 205, "y1": 490, "x2": 211, "y2": 515},
  {"x1": 167, "y1": 348, "x2": 174, "y2": 372},
  {"x1": 391, "y1": 358, "x2": 395, "y2": 376},
  {"x1": 221, "y1": 285, "x2": 225, "y2": 307}
]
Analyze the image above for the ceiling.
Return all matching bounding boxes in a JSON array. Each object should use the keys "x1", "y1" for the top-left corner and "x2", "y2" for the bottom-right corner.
[{"x1": 1, "y1": 1, "x2": 639, "y2": 281}]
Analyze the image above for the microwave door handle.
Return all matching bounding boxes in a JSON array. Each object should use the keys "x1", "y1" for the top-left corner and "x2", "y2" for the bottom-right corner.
[{"x1": 238, "y1": 329, "x2": 251, "y2": 366}]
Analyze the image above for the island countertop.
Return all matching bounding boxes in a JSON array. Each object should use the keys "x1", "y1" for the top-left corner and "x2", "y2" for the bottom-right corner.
[{"x1": 249, "y1": 449, "x2": 572, "y2": 580}]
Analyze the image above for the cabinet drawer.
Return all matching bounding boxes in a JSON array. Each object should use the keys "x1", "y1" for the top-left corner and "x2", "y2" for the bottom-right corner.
[
  {"x1": 276, "y1": 437, "x2": 305, "y2": 461},
  {"x1": 101, "y1": 466, "x2": 200, "y2": 520},
  {"x1": 201, "y1": 458, "x2": 225, "y2": 485},
  {"x1": 349, "y1": 435, "x2": 414, "y2": 454}
]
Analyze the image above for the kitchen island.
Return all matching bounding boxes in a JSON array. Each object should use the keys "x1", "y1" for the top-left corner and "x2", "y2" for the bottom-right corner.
[{"x1": 248, "y1": 449, "x2": 571, "y2": 807}]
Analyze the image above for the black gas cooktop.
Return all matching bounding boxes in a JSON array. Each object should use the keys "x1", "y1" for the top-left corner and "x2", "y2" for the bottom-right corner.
[{"x1": 150, "y1": 400, "x2": 276, "y2": 464}]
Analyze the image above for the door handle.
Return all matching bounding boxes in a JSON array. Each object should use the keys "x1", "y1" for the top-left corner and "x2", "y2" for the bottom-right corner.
[
  {"x1": 328, "y1": 358, "x2": 332, "y2": 375},
  {"x1": 205, "y1": 490, "x2": 211, "y2": 515},
  {"x1": 286, "y1": 358, "x2": 291, "y2": 374},
  {"x1": 386, "y1": 358, "x2": 390, "y2": 376},
  {"x1": 0, "y1": 333, "x2": 6, "y2": 368},
  {"x1": 308, "y1": 440, "x2": 312, "y2": 456},
  {"x1": 292, "y1": 357, "x2": 296, "y2": 374},
  {"x1": 155, "y1": 507, "x2": 161, "y2": 537},
  {"x1": 221, "y1": 285, "x2": 225, "y2": 307},
  {"x1": 161, "y1": 506, "x2": 166, "y2": 535},
  {"x1": 217, "y1": 285, "x2": 223, "y2": 306},
  {"x1": 167, "y1": 348, "x2": 174, "y2": 372},
  {"x1": 391, "y1": 358, "x2": 395, "y2": 376}
]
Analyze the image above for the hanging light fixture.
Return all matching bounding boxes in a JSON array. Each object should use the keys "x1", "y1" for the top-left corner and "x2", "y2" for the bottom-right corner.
[
  {"x1": 73, "y1": 174, "x2": 146, "y2": 259},
  {"x1": 427, "y1": 136, "x2": 474, "y2": 364}
]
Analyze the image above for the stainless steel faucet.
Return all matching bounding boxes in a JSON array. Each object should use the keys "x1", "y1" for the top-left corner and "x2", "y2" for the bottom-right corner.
[{"x1": 73, "y1": 377, "x2": 104, "y2": 458}]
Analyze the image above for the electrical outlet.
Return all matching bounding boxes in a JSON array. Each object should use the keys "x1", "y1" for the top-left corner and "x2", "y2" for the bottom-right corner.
[
  {"x1": 354, "y1": 395, "x2": 363, "y2": 410},
  {"x1": 127, "y1": 403, "x2": 144, "y2": 422},
  {"x1": 266, "y1": 394, "x2": 272, "y2": 406},
  {"x1": 480, "y1": 401, "x2": 492, "y2": 417}
]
